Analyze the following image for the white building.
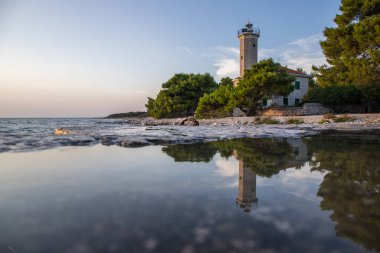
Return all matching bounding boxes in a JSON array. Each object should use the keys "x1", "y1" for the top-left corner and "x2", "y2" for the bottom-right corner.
[{"x1": 237, "y1": 22, "x2": 310, "y2": 107}]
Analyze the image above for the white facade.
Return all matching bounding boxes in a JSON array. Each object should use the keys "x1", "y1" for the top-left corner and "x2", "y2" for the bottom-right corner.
[{"x1": 266, "y1": 74, "x2": 310, "y2": 107}]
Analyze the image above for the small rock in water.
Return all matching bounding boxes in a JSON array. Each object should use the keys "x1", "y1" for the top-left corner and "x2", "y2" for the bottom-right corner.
[
  {"x1": 54, "y1": 128, "x2": 69, "y2": 135},
  {"x1": 179, "y1": 117, "x2": 199, "y2": 126}
]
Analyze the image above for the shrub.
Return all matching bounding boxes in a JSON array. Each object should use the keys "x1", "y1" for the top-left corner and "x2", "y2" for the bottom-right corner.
[
  {"x1": 319, "y1": 119, "x2": 330, "y2": 124},
  {"x1": 195, "y1": 79, "x2": 234, "y2": 118},
  {"x1": 323, "y1": 113, "x2": 336, "y2": 119},
  {"x1": 303, "y1": 85, "x2": 363, "y2": 106},
  {"x1": 255, "y1": 117, "x2": 280, "y2": 124},
  {"x1": 286, "y1": 118, "x2": 304, "y2": 124},
  {"x1": 333, "y1": 114, "x2": 354, "y2": 123}
]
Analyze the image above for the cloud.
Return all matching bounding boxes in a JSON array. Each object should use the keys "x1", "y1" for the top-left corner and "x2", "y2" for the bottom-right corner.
[
  {"x1": 215, "y1": 58, "x2": 239, "y2": 77},
  {"x1": 211, "y1": 33, "x2": 326, "y2": 78},
  {"x1": 207, "y1": 47, "x2": 240, "y2": 79},
  {"x1": 215, "y1": 158, "x2": 239, "y2": 178}
]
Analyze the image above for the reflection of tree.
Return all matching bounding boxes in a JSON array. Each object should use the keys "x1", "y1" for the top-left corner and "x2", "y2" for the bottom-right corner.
[
  {"x1": 307, "y1": 136, "x2": 380, "y2": 252},
  {"x1": 162, "y1": 142, "x2": 218, "y2": 162},
  {"x1": 213, "y1": 139, "x2": 295, "y2": 177},
  {"x1": 163, "y1": 138, "x2": 296, "y2": 177}
]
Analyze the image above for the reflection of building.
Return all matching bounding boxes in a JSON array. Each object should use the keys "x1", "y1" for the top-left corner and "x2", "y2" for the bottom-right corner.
[
  {"x1": 236, "y1": 159, "x2": 258, "y2": 213},
  {"x1": 286, "y1": 138, "x2": 309, "y2": 168}
]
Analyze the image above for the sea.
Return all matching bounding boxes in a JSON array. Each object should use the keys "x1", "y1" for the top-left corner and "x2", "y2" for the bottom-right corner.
[{"x1": 0, "y1": 118, "x2": 379, "y2": 253}]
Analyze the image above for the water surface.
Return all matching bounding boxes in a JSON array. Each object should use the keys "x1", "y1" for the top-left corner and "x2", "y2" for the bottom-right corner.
[{"x1": 0, "y1": 135, "x2": 379, "y2": 252}]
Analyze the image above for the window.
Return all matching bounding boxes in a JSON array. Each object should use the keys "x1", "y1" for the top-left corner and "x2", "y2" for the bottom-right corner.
[
  {"x1": 263, "y1": 99, "x2": 267, "y2": 106},
  {"x1": 295, "y1": 98, "x2": 300, "y2": 106},
  {"x1": 283, "y1": 97, "x2": 288, "y2": 106},
  {"x1": 295, "y1": 81, "x2": 300, "y2": 90},
  {"x1": 241, "y1": 55, "x2": 243, "y2": 60},
  {"x1": 253, "y1": 43, "x2": 256, "y2": 47}
]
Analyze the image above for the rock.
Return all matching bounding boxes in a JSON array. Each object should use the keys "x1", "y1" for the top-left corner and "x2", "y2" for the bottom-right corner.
[
  {"x1": 179, "y1": 117, "x2": 199, "y2": 126},
  {"x1": 232, "y1": 107, "x2": 246, "y2": 117}
]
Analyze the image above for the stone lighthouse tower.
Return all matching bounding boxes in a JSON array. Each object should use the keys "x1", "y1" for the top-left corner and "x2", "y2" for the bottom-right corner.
[{"x1": 238, "y1": 21, "x2": 260, "y2": 77}]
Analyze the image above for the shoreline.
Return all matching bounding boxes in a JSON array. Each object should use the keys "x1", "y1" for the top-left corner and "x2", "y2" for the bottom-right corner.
[{"x1": 118, "y1": 113, "x2": 380, "y2": 131}]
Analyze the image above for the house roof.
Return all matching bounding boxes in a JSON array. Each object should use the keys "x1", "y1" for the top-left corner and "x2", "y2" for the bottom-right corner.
[{"x1": 285, "y1": 68, "x2": 311, "y2": 77}]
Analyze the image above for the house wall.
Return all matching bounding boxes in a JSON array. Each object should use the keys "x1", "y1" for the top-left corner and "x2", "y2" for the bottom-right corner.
[{"x1": 271, "y1": 76, "x2": 309, "y2": 106}]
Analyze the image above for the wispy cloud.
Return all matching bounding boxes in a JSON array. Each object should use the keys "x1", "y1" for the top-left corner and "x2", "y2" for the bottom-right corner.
[{"x1": 210, "y1": 33, "x2": 326, "y2": 79}]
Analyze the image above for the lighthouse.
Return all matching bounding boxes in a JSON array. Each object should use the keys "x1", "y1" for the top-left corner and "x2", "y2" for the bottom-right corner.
[{"x1": 238, "y1": 21, "x2": 260, "y2": 77}]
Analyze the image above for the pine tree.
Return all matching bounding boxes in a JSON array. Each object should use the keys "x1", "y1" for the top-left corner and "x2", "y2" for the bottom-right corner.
[{"x1": 313, "y1": 0, "x2": 380, "y2": 102}]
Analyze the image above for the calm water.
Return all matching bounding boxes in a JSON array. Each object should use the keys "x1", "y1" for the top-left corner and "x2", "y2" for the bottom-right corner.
[{"x1": 0, "y1": 130, "x2": 379, "y2": 253}]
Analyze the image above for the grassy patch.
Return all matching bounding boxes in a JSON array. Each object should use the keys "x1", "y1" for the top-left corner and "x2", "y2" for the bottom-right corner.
[
  {"x1": 255, "y1": 117, "x2": 280, "y2": 124},
  {"x1": 286, "y1": 118, "x2": 304, "y2": 124},
  {"x1": 323, "y1": 113, "x2": 336, "y2": 119},
  {"x1": 333, "y1": 114, "x2": 354, "y2": 123},
  {"x1": 319, "y1": 119, "x2": 330, "y2": 124}
]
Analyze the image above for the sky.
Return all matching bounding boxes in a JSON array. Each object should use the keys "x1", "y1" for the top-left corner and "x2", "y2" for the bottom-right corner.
[{"x1": 0, "y1": 0, "x2": 341, "y2": 117}]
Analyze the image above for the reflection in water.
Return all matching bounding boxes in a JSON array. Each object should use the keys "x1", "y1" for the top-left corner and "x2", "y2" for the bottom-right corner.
[
  {"x1": 162, "y1": 135, "x2": 380, "y2": 252},
  {"x1": 0, "y1": 135, "x2": 379, "y2": 252},
  {"x1": 307, "y1": 135, "x2": 380, "y2": 252},
  {"x1": 235, "y1": 157, "x2": 258, "y2": 212}
]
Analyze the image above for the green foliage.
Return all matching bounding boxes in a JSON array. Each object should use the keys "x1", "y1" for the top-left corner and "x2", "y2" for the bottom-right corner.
[
  {"x1": 161, "y1": 138, "x2": 296, "y2": 177},
  {"x1": 106, "y1": 111, "x2": 147, "y2": 118},
  {"x1": 333, "y1": 114, "x2": 355, "y2": 122},
  {"x1": 162, "y1": 143, "x2": 218, "y2": 162},
  {"x1": 255, "y1": 117, "x2": 280, "y2": 124},
  {"x1": 307, "y1": 135, "x2": 380, "y2": 252},
  {"x1": 323, "y1": 113, "x2": 336, "y2": 119},
  {"x1": 146, "y1": 73, "x2": 218, "y2": 118},
  {"x1": 313, "y1": 0, "x2": 380, "y2": 102},
  {"x1": 286, "y1": 118, "x2": 305, "y2": 124},
  {"x1": 303, "y1": 84, "x2": 363, "y2": 105},
  {"x1": 230, "y1": 58, "x2": 296, "y2": 115},
  {"x1": 195, "y1": 77, "x2": 234, "y2": 118},
  {"x1": 319, "y1": 119, "x2": 330, "y2": 124}
]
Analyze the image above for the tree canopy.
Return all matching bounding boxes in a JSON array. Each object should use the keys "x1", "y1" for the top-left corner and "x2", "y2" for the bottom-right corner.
[
  {"x1": 195, "y1": 77, "x2": 234, "y2": 118},
  {"x1": 146, "y1": 73, "x2": 218, "y2": 118},
  {"x1": 230, "y1": 59, "x2": 296, "y2": 115},
  {"x1": 313, "y1": 0, "x2": 380, "y2": 101},
  {"x1": 195, "y1": 59, "x2": 295, "y2": 118}
]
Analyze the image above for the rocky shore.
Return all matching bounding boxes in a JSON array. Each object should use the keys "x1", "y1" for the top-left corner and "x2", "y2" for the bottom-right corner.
[{"x1": 119, "y1": 113, "x2": 380, "y2": 132}]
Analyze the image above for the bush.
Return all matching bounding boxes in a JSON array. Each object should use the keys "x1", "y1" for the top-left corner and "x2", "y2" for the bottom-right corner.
[
  {"x1": 255, "y1": 117, "x2": 280, "y2": 124},
  {"x1": 286, "y1": 118, "x2": 304, "y2": 124},
  {"x1": 195, "y1": 78, "x2": 234, "y2": 118},
  {"x1": 319, "y1": 119, "x2": 330, "y2": 124},
  {"x1": 323, "y1": 113, "x2": 336, "y2": 119},
  {"x1": 333, "y1": 115, "x2": 354, "y2": 123},
  {"x1": 303, "y1": 85, "x2": 363, "y2": 106}
]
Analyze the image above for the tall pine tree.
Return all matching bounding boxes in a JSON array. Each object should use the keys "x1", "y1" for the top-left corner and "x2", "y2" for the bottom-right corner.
[{"x1": 313, "y1": 0, "x2": 380, "y2": 103}]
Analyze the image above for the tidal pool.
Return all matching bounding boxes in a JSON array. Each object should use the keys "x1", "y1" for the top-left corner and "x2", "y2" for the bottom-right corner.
[{"x1": 0, "y1": 135, "x2": 379, "y2": 253}]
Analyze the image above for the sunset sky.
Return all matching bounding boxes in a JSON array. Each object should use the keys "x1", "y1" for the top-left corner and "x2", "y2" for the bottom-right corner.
[{"x1": 0, "y1": 0, "x2": 341, "y2": 117}]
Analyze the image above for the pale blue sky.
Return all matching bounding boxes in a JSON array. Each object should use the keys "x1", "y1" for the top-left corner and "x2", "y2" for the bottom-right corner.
[{"x1": 0, "y1": 0, "x2": 341, "y2": 117}]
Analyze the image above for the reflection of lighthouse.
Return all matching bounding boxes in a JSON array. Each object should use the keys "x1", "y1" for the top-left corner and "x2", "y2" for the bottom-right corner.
[{"x1": 236, "y1": 160, "x2": 258, "y2": 213}]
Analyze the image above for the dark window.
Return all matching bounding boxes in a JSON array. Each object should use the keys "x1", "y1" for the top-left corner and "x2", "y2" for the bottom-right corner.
[
  {"x1": 263, "y1": 99, "x2": 267, "y2": 106},
  {"x1": 283, "y1": 97, "x2": 288, "y2": 106},
  {"x1": 253, "y1": 43, "x2": 256, "y2": 47},
  {"x1": 241, "y1": 55, "x2": 243, "y2": 60},
  {"x1": 295, "y1": 98, "x2": 300, "y2": 106},
  {"x1": 295, "y1": 81, "x2": 300, "y2": 90}
]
